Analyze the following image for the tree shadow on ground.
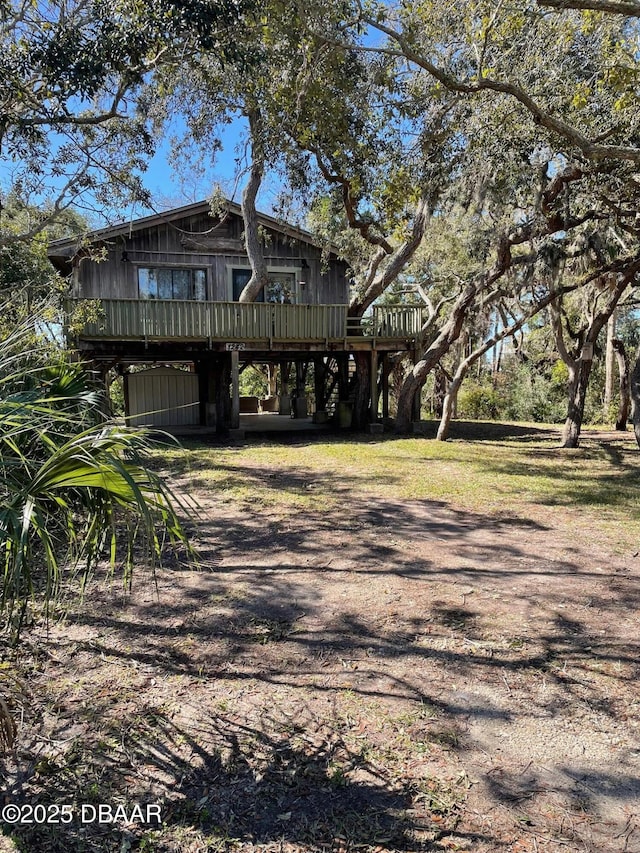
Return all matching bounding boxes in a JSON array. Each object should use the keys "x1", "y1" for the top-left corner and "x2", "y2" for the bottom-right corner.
[
  {"x1": 174, "y1": 420, "x2": 560, "y2": 447},
  {"x1": 51, "y1": 495, "x2": 640, "y2": 706},
  {"x1": 2, "y1": 704, "x2": 498, "y2": 853},
  {"x1": 5, "y1": 468, "x2": 640, "y2": 852},
  {"x1": 410, "y1": 420, "x2": 560, "y2": 443},
  {"x1": 470, "y1": 448, "x2": 640, "y2": 513}
]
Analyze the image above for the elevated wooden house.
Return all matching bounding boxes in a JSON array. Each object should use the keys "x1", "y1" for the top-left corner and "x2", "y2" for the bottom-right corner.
[{"x1": 48, "y1": 200, "x2": 421, "y2": 431}]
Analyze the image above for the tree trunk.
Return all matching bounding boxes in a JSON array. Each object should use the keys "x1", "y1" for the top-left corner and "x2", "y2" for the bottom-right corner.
[
  {"x1": 238, "y1": 109, "x2": 269, "y2": 303},
  {"x1": 561, "y1": 359, "x2": 593, "y2": 448},
  {"x1": 349, "y1": 198, "x2": 430, "y2": 316},
  {"x1": 437, "y1": 364, "x2": 468, "y2": 440},
  {"x1": 612, "y1": 338, "x2": 630, "y2": 431},
  {"x1": 351, "y1": 351, "x2": 371, "y2": 430},
  {"x1": 395, "y1": 232, "x2": 521, "y2": 434},
  {"x1": 604, "y1": 311, "x2": 616, "y2": 411},
  {"x1": 395, "y1": 368, "x2": 426, "y2": 433},
  {"x1": 556, "y1": 269, "x2": 636, "y2": 448},
  {"x1": 395, "y1": 282, "x2": 478, "y2": 433},
  {"x1": 436, "y1": 284, "x2": 570, "y2": 441},
  {"x1": 630, "y1": 346, "x2": 640, "y2": 448},
  {"x1": 432, "y1": 367, "x2": 446, "y2": 418}
]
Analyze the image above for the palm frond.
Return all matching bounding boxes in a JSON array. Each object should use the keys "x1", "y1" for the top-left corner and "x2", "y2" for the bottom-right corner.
[{"x1": 0, "y1": 319, "x2": 196, "y2": 642}]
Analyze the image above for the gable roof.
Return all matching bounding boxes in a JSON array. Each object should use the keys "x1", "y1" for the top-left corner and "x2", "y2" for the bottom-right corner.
[{"x1": 48, "y1": 198, "x2": 337, "y2": 260}]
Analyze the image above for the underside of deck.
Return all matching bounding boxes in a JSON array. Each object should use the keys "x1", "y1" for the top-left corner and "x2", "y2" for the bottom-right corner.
[{"x1": 77, "y1": 338, "x2": 416, "y2": 363}]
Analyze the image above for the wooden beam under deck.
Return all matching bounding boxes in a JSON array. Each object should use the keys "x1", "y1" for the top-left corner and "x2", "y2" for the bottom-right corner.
[{"x1": 77, "y1": 340, "x2": 417, "y2": 373}]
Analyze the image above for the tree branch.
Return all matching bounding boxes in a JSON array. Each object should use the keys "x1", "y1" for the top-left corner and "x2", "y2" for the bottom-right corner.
[
  {"x1": 307, "y1": 145, "x2": 393, "y2": 254},
  {"x1": 537, "y1": 0, "x2": 640, "y2": 15},
  {"x1": 360, "y1": 15, "x2": 640, "y2": 164},
  {"x1": 349, "y1": 197, "x2": 431, "y2": 316}
]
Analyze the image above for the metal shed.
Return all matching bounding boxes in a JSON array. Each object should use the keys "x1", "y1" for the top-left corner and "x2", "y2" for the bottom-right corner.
[{"x1": 127, "y1": 366, "x2": 199, "y2": 427}]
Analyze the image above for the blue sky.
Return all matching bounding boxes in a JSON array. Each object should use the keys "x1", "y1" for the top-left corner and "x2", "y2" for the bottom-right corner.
[
  {"x1": 136, "y1": 114, "x2": 285, "y2": 220},
  {"x1": 142, "y1": 118, "x2": 248, "y2": 210},
  {"x1": 0, "y1": 111, "x2": 283, "y2": 230}
]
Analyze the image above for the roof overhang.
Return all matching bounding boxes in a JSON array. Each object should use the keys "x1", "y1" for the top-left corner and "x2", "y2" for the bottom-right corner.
[{"x1": 47, "y1": 199, "x2": 342, "y2": 266}]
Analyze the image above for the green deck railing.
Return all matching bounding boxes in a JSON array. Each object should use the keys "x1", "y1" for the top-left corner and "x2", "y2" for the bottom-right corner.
[{"x1": 70, "y1": 299, "x2": 422, "y2": 343}]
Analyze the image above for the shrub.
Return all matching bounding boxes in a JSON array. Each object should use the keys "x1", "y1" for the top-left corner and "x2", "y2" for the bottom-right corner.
[
  {"x1": 0, "y1": 320, "x2": 192, "y2": 643},
  {"x1": 500, "y1": 362, "x2": 566, "y2": 423},
  {"x1": 457, "y1": 382, "x2": 501, "y2": 420}
]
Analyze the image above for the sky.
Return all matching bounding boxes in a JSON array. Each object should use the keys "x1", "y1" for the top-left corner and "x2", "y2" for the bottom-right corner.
[
  {"x1": 0, "y1": 110, "x2": 282, "y2": 232},
  {"x1": 142, "y1": 118, "x2": 248, "y2": 211},
  {"x1": 132, "y1": 114, "x2": 286, "y2": 222},
  {"x1": 1, "y1": 16, "x2": 391, "y2": 232}
]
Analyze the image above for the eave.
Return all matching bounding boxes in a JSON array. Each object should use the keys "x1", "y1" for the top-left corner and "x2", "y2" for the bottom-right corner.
[{"x1": 47, "y1": 199, "x2": 343, "y2": 266}]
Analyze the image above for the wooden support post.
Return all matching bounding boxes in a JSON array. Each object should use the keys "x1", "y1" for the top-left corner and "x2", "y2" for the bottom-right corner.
[
  {"x1": 370, "y1": 349, "x2": 379, "y2": 422},
  {"x1": 293, "y1": 360, "x2": 308, "y2": 418},
  {"x1": 267, "y1": 364, "x2": 277, "y2": 396},
  {"x1": 230, "y1": 350, "x2": 240, "y2": 429},
  {"x1": 279, "y1": 360, "x2": 291, "y2": 415},
  {"x1": 123, "y1": 368, "x2": 131, "y2": 423},
  {"x1": 102, "y1": 365, "x2": 113, "y2": 417},
  {"x1": 196, "y1": 360, "x2": 208, "y2": 426},
  {"x1": 207, "y1": 363, "x2": 217, "y2": 427},
  {"x1": 295, "y1": 361, "x2": 305, "y2": 396},
  {"x1": 214, "y1": 355, "x2": 232, "y2": 432},
  {"x1": 337, "y1": 354, "x2": 349, "y2": 400},
  {"x1": 314, "y1": 356, "x2": 326, "y2": 411},
  {"x1": 382, "y1": 352, "x2": 390, "y2": 419},
  {"x1": 92, "y1": 359, "x2": 112, "y2": 417},
  {"x1": 280, "y1": 360, "x2": 290, "y2": 396}
]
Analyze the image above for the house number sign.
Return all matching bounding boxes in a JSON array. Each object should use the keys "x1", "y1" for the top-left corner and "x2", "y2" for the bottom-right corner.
[{"x1": 225, "y1": 343, "x2": 246, "y2": 351}]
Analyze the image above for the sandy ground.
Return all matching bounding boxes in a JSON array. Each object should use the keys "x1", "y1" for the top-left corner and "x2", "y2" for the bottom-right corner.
[{"x1": 2, "y1": 440, "x2": 640, "y2": 853}]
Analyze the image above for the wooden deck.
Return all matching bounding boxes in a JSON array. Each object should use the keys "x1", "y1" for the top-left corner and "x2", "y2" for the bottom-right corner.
[{"x1": 69, "y1": 299, "x2": 422, "y2": 346}]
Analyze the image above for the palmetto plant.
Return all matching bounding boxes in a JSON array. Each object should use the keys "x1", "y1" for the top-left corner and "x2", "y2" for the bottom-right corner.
[{"x1": 0, "y1": 320, "x2": 192, "y2": 643}]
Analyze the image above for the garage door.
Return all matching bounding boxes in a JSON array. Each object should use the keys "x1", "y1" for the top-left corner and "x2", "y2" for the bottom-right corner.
[{"x1": 127, "y1": 366, "x2": 199, "y2": 427}]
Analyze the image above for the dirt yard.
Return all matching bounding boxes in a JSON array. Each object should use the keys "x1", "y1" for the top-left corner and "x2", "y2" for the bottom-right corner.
[{"x1": 2, "y1": 425, "x2": 639, "y2": 853}]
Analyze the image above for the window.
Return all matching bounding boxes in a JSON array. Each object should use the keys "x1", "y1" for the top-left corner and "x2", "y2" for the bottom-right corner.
[
  {"x1": 138, "y1": 268, "x2": 207, "y2": 300},
  {"x1": 266, "y1": 272, "x2": 296, "y2": 304},
  {"x1": 231, "y1": 269, "x2": 297, "y2": 303},
  {"x1": 232, "y1": 269, "x2": 258, "y2": 301}
]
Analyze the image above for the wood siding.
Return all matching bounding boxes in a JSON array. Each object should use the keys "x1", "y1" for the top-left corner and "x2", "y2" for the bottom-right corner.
[{"x1": 76, "y1": 209, "x2": 349, "y2": 306}]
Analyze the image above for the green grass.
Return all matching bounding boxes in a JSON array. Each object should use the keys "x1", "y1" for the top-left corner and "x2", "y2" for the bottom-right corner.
[{"x1": 157, "y1": 421, "x2": 640, "y2": 549}]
